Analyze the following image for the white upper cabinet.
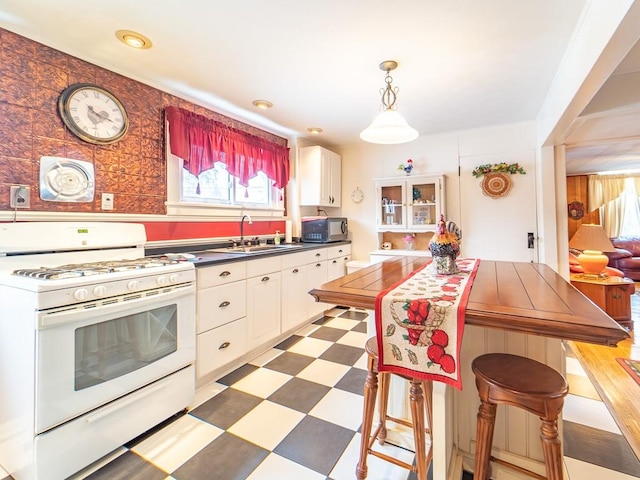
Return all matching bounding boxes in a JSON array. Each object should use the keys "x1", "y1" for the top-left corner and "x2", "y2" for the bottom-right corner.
[
  {"x1": 299, "y1": 146, "x2": 342, "y2": 207},
  {"x1": 375, "y1": 174, "x2": 445, "y2": 232}
]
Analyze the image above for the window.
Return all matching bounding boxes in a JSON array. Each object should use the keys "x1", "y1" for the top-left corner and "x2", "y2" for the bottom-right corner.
[
  {"x1": 165, "y1": 106, "x2": 289, "y2": 215},
  {"x1": 619, "y1": 180, "x2": 640, "y2": 237},
  {"x1": 181, "y1": 162, "x2": 273, "y2": 206}
]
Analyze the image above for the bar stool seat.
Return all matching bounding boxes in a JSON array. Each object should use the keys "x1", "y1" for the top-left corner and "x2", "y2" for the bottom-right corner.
[
  {"x1": 356, "y1": 337, "x2": 433, "y2": 480},
  {"x1": 472, "y1": 353, "x2": 569, "y2": 480}
]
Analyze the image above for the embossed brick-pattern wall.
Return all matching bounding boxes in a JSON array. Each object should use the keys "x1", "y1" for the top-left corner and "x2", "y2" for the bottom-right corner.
[{"x1": 0, "y1": 28, "x2": 286, "y2": 215}]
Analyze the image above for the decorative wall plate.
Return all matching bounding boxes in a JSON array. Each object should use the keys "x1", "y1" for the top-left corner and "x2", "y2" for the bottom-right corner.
[
  {"x1": 351, "y1": 187, "x2": 364, "y2": 203},
  {"x1": 480, "y1": 172, "x2": 513, "y2": 199},
  {"x1": 568, "y1": 201, "x2": 585, "y2": 220},
  {"x1": 40, "y1": 156, "x2": 95, "y2": 202}
]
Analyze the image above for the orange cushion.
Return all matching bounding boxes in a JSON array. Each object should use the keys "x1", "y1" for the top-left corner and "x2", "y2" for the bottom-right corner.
[
  {"x1": 570, "y1": 262, "x2": 624, "y2": 277},
  {"x1": 604, "y1": 266, "x2": 624, "y2": 277},
  {"x1": 569, "y1": 251, "x2": 581, "y2": 266}
]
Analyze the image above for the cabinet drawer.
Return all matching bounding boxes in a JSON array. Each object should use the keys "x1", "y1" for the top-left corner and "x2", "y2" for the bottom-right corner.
[
  {"x1": 305, "y1": 248, "x2": 327, "y2": 263},
  {"x1": 246, "y1": 256, "x2": 281, "y2": 277},
  {"x1": 327, "y1": 244, "x2": 351, "y2": 259},
  {"x1": 196, "y1": 317, "x2": 248, "y2": 380},
  {"x1": 197, "y1": 280, "x2": 246, "y2": 333},
  {"x1": 281, "y1": 251, "x2": 308, "y2": 270},
  {"x1": 197, "y1": 262, "x2": 246, "y2": 288}
]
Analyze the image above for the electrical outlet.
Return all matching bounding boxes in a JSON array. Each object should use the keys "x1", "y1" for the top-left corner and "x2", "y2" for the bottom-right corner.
[
  {"x1": 10, "y1": 185, "x2": 30, "y2": 208},
  {"x1": 101, "y1": 193, "x2": 114, "y2": 210}
]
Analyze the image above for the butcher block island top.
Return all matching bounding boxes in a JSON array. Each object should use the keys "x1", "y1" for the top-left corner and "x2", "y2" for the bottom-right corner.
[{"x1": 309, "y1": 256, "x2": 629, "y2": 346}]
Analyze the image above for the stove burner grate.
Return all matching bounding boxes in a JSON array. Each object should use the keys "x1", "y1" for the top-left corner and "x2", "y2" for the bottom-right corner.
[{"x1": 12, "y1": 257, "x2": 179, "y2": 280}]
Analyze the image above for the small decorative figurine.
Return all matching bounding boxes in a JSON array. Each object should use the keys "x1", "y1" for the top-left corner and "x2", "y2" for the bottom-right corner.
[
  {"x1": 429, "y1": 215, "x2": 462, "y2": 274},
  {"x1": 398, "y1": 159, "x2": 413, "y2": 175}
]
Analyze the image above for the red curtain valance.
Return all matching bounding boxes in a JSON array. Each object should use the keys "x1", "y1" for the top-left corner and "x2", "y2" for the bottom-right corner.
[{"x1": 165, "y1": 106, "x2": 290, "y2": 189}]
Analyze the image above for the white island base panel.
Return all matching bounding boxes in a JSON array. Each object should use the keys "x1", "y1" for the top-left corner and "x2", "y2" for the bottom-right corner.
[{"x1": 368, "y1": 316, "x2": 568, "y2": 479}]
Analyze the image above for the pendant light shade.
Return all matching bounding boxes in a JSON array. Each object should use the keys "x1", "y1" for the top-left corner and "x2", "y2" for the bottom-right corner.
[{"x1": 360, "y1": 60, "x2": 419, "y2": 145}]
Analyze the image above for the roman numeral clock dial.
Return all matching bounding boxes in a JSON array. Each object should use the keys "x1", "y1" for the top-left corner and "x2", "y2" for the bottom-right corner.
[{"x1": 58, "y1": 83, "x2": 129, "y2": 145}]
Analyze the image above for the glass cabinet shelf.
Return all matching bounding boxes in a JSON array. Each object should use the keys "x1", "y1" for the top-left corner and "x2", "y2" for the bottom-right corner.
[{"x1": 375, "y1": 174, "x2": 445, "y2": 232}]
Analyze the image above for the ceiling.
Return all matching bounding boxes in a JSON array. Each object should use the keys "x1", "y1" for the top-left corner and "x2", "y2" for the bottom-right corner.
[
  {"x1": 564, "y1": 39, "x2": 640, "y2": 175},
  {"x1": 0, "y1": 0, "x2": 638, "y2": 174}
]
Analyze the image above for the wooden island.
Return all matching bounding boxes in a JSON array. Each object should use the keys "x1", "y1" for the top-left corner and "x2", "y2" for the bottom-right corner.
[{"x1": 310, "y1": 256, "x2": 629, "y2": 479}]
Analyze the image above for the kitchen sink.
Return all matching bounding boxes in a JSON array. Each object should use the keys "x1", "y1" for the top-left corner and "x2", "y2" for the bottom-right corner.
[{"x1": 206, "y1": 244, "x2": 304, "y2": 255}]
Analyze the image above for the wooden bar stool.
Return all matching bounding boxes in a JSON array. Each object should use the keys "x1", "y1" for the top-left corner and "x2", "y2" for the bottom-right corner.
[
  {"x1": 356, "y1": 337, "x2": 433, "y2": 480},
  {"x1": 472, "y1": 353, "x2": 569, "y2": 480}
]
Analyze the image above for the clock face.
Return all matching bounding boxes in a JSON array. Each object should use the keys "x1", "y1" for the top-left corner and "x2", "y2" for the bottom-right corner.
[{"x1": 58, "y1": 84, "x2": 129, "y2": 145}]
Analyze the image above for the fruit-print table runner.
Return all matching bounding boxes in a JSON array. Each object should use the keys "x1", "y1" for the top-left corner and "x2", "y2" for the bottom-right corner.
[{"x1": 374, "y1": 258, "x2": 480, "y2": 390}]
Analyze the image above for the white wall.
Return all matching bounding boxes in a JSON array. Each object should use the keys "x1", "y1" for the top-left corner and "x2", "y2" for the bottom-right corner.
[{"x1": 337, "y1": 121, "x2": 539, "y2": 263}]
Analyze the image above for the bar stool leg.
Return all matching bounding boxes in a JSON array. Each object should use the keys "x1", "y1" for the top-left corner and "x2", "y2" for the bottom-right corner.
[
  {"x1": 409, "y1": 379, "x2": 427, "y2": 480},
  {"x1": 422, "y1": 380, "x2": 433, "y2": 436},
  {"x1": 473, "y1": 399, "x2": 497, "y2": 480},
  {"x1": 540, "y1": 417, "x2": 563, "y2": 480},
  {"x1": 376, "y1": 371, "x2": 390, "y2": 445},
  {"x1": 356, "y1": 356, "x2": 379, "y2": 480}
]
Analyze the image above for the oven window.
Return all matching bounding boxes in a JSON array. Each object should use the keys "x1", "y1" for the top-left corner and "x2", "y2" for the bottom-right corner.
[{"x1": 74, "y1": 304, "x2": 178, "y2": 391}]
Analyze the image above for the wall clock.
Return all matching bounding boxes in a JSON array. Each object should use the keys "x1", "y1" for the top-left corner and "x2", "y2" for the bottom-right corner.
[
  {"x1": 351, "y1": 187, "x2": 364, "y2": 203},
  {"x1": 58, "y1": 83, "x2": 129, "y2": 145}
]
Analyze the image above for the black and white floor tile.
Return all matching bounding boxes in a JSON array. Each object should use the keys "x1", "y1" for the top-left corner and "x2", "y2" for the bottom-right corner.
[{"x1": 1, "y1": 301, "x2": 639, "y2": 480}]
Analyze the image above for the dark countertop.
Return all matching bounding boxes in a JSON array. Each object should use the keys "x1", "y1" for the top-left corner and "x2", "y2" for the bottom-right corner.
[{"x1": 146, "y1": 240, "x2": 351, "y2": 268}]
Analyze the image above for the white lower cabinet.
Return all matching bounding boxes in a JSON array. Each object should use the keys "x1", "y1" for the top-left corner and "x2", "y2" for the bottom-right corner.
[
  {"x1": 281, "y1": 252, "x2": 310, "y2": 333},
  {"x1": 246, "y1": 257, "x2": 282, "y2": 350},
  {"x1": 307, "y1": 256, "x2": 328, "y2": 319},
  {"x1": 195, "y1": 244, "x2": 348, "y2": 386},
  {"x1": 196, "y1": 263, "x2": 247, "y2": 385},
  {"x1": 196, "y1": 280, "x2": 246, "y2": 332},
  {"x1": 247, "y1": 272, "x2": 282, "y2": 349},
  {"x1": 196, "y1": 317, "x2": 248, "y2": 380},
  {"x1": 327, "y1": 244, "x2": 351, "y2": 281}
]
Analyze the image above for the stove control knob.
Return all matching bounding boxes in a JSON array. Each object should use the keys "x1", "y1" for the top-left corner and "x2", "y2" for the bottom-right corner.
[
  {"x1": 73, "y1": 288, "x2": 89, "y2": 301},
  {"x1": 157, "y1": 275, "x2": 169, "y2": 286},
  {"x1": 127, "y1": 280, "x2": 142, "y2": 291},
  {"x1": 169, "y1": 273, "x2": 180, "y2": 284},
  {"x1": 93, "y1": 285, "x2": 108, "y2": 297}
]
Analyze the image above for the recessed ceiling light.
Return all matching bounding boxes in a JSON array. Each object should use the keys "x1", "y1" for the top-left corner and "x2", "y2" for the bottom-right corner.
[
  {"x1": 307, "y1": 127, "x2": 323, "y2": 134},
  {"x1": 252, "y1": 100, "x2": 273, "y2": 109},
  {"x1": 116, "y1": 30, "x2": 153, "y2": 49}
]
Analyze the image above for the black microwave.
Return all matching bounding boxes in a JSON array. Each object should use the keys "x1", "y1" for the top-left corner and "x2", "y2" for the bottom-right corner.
[{"x1": 301, "y1": 217, "x2": 348, "y2": 243}]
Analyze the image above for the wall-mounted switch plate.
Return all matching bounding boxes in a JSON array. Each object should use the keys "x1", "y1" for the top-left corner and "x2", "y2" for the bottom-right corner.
[
  {"x1": 10, "y1": 185, "x2": 30, "y2": 208},
  {"x1": 101, "y1": 193, "x2": 114, "y2": 210}
]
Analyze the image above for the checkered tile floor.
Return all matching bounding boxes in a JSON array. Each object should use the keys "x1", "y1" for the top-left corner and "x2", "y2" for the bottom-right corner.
[{"x1": 2, "y1": 304, "x2": 638, "y2": 480}]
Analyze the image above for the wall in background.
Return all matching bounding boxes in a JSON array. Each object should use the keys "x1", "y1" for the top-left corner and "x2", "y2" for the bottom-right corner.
[{"x1": 0, "y1": 28, "x2": 286, "y2": 219}]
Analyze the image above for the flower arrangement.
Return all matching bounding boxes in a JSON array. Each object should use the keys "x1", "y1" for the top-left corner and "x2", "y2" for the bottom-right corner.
[
  {"x1": 471, "y1": 162, "x2": 526, "y2": 178},
  {"x1": 398, "y1": 159, "x2": 413, "y2": 175}
]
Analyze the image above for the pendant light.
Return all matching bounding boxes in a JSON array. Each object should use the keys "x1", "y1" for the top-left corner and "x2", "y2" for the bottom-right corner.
[{"x1": 360, "y1": 60, "x2": 419, "y2": 145}]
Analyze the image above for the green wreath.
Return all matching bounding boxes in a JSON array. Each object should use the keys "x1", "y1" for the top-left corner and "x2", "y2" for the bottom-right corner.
[{"x1": 472, "y1": 163, "x2": 526, "y2": 178}]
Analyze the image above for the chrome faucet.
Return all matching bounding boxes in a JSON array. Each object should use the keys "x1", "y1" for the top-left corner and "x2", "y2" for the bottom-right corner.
[{"x1": 240, "y1": 214, "x2": 252, "y2": 246}]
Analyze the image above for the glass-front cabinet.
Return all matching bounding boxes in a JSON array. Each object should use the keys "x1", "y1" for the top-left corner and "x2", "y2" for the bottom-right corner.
[{"x1": 375, "y1": 174, "x2": 445, "y2": 232}]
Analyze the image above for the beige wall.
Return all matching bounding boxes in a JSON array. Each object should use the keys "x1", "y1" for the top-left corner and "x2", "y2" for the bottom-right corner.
[{"x1": 336, "y1": 121, "x2": 539, "y2": 263}]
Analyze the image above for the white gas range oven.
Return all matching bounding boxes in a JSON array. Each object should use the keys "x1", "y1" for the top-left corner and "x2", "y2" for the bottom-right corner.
[{"x1": 0, "y1": 222, "x2": 196, "y2": 480}]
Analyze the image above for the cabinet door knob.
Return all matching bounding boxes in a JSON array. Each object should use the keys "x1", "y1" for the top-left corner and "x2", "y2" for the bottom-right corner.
[
  {"x1": 262, "y1": 276, "x2": 270, "y2": 282},
  {"x1": 219, "y1": 342, "x2": 231, "y2": 350},
  {"x1": 292, "y1": 268, "x2": 299, "y2": 273},
  {"x1": 219, "y1": 301, "x2": 231, "y2": 308},
  {"x1": 613, "y1": 294, "x2": 621, "y2": 299}
]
